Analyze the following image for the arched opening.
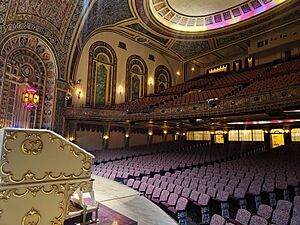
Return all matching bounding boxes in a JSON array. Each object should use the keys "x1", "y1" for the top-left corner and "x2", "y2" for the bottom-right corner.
[
  {"x1": 270, "y1": 129, "x2": 285, "y2": 148},
  {"x1": 87, "y1": 41, "x2": 117, "y2": 107},
  {"x1": 0, "y1": 34, "x2": 57, "y2": 129},
  {"x1": 154, "y1": 65, "x2": 171, "y2": 93},
  {"x1": 125, "y1": 55, "x2": 148, "y2": 102}
]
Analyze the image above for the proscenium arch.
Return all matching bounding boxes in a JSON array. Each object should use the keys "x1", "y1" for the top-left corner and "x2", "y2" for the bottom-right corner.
[
  {"x1": 87, "y1": 41, "x2": 117, "y2": 106},
  {"x1": 125, "y1": 55, "x2": 148, "y2": 102},
  {"x1": 0, "y1": 33, "x2": 58, "y2": 129},
  {"x1": 154, "y1": 65, "x2": 172, "y2": 94}
]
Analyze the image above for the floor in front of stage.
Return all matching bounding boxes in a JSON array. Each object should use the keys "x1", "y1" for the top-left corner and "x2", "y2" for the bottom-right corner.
[{"x1": 92, "y1": 175, "x2": 178, "y2": 225}]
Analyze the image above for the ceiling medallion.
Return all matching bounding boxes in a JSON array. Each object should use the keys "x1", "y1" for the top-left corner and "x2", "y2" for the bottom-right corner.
[{"x1": 148, "y1": 0, "x2": 287, "y2": 32}]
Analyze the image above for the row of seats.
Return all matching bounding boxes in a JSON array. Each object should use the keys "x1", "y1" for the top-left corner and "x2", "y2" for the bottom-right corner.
[
  {"x1": 93, "y1": 143, "x2": 299, "y2": 224},
  {"x1": 211, "y1": 197, "x2": 300, "y2": 225},
  {"x1": 93, "y1": 142, "x2": 264, "y2": 181},
  {"x1": 111, "y1": 58, "x2": 300, "y2": 113}
]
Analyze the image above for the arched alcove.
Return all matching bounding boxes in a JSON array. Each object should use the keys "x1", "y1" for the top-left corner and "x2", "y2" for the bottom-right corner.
[
  {"x1": 87, "y1": 41, "x2": 117, "y2": 107},
  {"x1": 125, "y1": 55, "x2": 148, "y2": 102},
  {"x1": 154, "y1": 65, "x2": 172, "y2": 93},
  {"x1": 0, "y1": 34, "x2": 58, "y2": 129}
]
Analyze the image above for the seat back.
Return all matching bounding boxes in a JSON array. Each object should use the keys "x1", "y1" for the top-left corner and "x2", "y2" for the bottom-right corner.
[
  {"x1": 236, "y1": 209, "x2": 251, "y2": 225},
  {"x1": 189, "y1": 190, "x2": 200, "y2": 202},
  {"x1": 257, "y1": 204, "x2": 273, "y2": 220},
  {"x1": 249, "y1": 215, "x2": 268, "y2": 225},
  {"x1": 176, "y1": 197, "x2": 188, "y2": 211},
  {"x1": 167, "y1": 193, "x2": 179, "y2": 206},
  {"x1": 152, "y1": 187, "x2": 162, "y2": 198},
  {"x1": 159, "y1": 190, "x2": 170, "y2": 202},
  {"x1": 209, "y1": 214, "x2": 225, "y2": 225},
  {"x1": 145, "y1": 184, "x2": 154, "y2": 195},
  {"x1": 271, "y1": 209, "x2": 290, "y2": 225},
  {"x1": 198, "y1": 193, "x2": 210, "y2": 206},
  {"x1": 181, "y1": 187, "x2": 192, "y2": 198}
]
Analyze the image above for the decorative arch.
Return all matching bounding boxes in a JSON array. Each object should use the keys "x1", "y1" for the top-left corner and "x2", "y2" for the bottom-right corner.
[
  {"x1": 0, "y1": 34, "x2": 58, "y2": 129},
  {"x1": 87, "y1": 41, "x2": 117, "y2": 107},
  {"x1": 154, "y1": 65, "x2": 172, "y2": 93},
  {"x1": 125, "y1": 55, "x2": 148, "y2": 102}
]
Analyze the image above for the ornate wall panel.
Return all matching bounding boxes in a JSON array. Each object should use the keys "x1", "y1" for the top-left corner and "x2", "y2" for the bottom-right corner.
[
  {"x1": 87, "y1": 41, "x2": 117, "y2": 107},
  {"x1": 0, "y1": 34, "x2": 57, "y2": 129},
  {"x1": 154, "y1": 65, "x2": 172, "y2": 93},
  {"x1": 0, "y1": 128, "x2": 94, "y2": 225},
  {"x1": 125, "y1": 55, "x2": 148, "y2": 102}
]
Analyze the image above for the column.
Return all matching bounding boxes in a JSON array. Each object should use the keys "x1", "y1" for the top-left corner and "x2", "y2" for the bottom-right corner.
[
  {"x1": 147, "y1": 130, "x2": 153, "y2": 146},
  {"x1": 102, "y1": 124, "x2": 110, "y2": 150},
  {"x1": 264, "y1": 129, "x2": 271, "y2": 150}
]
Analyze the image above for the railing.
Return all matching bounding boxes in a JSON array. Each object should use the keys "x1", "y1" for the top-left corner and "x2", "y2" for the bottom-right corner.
[{"x1": 64, "y1": 86, "x2": 300, "y2": 121}]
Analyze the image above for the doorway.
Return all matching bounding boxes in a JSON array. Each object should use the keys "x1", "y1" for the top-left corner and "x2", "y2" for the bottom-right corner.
[
  {"x1": 215, "y1": 134, "x2": 224, "y2": 144},
  {"x1": 271, "y1": 133, "x2": 285, "y2": 148}
]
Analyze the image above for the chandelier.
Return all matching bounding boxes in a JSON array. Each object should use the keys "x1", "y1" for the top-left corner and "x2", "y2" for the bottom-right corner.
[{"x1": 22, "y1": 87, "x2": 39, "y2": 109}]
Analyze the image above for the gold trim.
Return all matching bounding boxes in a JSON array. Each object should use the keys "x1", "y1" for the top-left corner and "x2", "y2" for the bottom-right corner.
[
  {"x1": 22, "y1": 208, "x2": 41, "y2": 225},
  {"x1": 0, "y1": 130, "x2": 92, "y2": 184},
  {"x1": 21, "y1": 134, "x2": 43, "y2": 155}
]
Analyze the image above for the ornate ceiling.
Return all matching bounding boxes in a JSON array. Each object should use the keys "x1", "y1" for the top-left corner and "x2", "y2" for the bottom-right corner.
[
  {"x1": 148, "y1": 0, "x2": 287, "y2": 32},
  {"x1": 0, "y1": 0, "x2": 300, "y2": 81}
]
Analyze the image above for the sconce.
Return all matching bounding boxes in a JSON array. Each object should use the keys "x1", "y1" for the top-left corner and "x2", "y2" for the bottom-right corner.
[
  {"x1": 76, "y1": 89, "x2": 82, "y2": 100},
  {"x1": 148, "y1": 78, "x2": 154, "y2": 86},
  {"x1": 148, "y1": 131, "x2": 153, "y2": 136},
  {"x1": 176, "y1": 71, "x2": 181, "y2": 76},
  {"x1": 191, "y1": 67, "x2": 195, "y2": 72},
  {"x1": 22, "y1": 87, "x2": 39, "y2": 109},
  {"x1": 69, "y1": 137, "x2": 75, "y2": 142},
  {"x1": 118, "y1": 86, "x2": 124, "y2": 95},
  {"x1": 125, "y1": 133, "x2": 129, "y2": 138},
  {"x1": 163, "y1": 130, "x2": 168, "y2": 135},
  {"x1": 103, "y1": 134, "x2": 109, "y2": 140}
]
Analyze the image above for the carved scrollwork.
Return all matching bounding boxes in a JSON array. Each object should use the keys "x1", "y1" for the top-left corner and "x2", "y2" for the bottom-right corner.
[
  {"x1": 22, "y1": 208, "x2": 41, "y2": 225},
  {"x1": 1, "y1": 130, "x2": 92, "y2": 184},
  {"x1": 21, "y1": 134, "x2": 43, "y2": 155}
]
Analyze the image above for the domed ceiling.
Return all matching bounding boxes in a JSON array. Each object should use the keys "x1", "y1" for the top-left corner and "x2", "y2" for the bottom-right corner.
[
  {"x1": 148, "y1": 0, "x2": 287, "y2": 32},
  {"x1": 135, "y1": 0, "x2": 290, "y2": 37}
]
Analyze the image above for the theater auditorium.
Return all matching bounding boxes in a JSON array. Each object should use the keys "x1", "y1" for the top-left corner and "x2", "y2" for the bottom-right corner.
[{"x1": 0, "y1": 0, "x2": 300, "y2": 225}]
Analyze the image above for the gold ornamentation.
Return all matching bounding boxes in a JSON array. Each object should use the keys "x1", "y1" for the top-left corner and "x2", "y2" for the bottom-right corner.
[
  {"x1": 21, "y1": 134, "x2": 43, "y2": 155},
  {"x1": 1, "y1": 130, "x2": 92, "y2": 184},
  {"x1": 22, "y1": 208, "x2": 41, "y2": 225}
]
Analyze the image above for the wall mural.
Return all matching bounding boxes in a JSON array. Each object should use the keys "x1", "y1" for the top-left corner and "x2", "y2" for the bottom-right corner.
[
  {"x1": 95, "y1": 64, "x2": 108, "y2": 107},
  {"x1": 0, "y1": 34, "x2": 57, "y2": 129},
  {"x1": 131, "y1": 74, "x2": 141, "y2": 101},
  {"x1": 87, "y1": 41, "x2": 117, "y2": 107},
  {"x1": 155, "y1": 65, "x2": 171, "y2": 94},
  {"x1": 125, "y1": 55, "x2": 148, "y2": 102}
]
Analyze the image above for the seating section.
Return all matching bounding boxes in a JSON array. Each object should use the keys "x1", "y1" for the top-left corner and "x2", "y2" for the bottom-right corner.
[
  {"x1": 110, "y1": 58, "x2": 300, "y2": 113},
  {"x1": 92, "y1": 142, "x2": 300, "y2": 225}
]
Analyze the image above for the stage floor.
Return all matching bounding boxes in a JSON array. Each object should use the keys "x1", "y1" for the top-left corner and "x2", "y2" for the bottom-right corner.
[{"x1": 92, "y1": 175, "x2": 178, "y2": 225}]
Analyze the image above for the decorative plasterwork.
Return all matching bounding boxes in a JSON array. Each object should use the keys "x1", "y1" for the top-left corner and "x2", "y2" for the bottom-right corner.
[
  {"x1": 148, "y1": 0, "x2": 287, "y2": 32},
  {"x1": 6, "y1": 0, "x2": 77, "y2": 41},
  {"x1": 0, "y1": 34, "x2": 57, "y2": 129},
  {"x1": 0, "y1": 130, "x2": 93, "y2": 185}
]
